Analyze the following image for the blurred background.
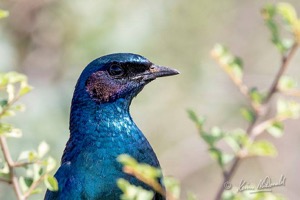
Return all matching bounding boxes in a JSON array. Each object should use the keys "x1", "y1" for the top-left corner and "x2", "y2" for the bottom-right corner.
[{"x1": 0, "y1": 0, "x2": 300, "y2": 199}]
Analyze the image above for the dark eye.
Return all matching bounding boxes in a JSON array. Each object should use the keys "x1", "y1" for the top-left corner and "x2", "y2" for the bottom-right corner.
[{"x1": 108, "y1": 64, "x2": 125, "y2": 77}]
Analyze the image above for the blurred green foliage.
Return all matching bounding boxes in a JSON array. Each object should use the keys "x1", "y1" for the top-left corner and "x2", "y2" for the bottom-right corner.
[
  {"x1": 117, "y1": 154, "x2": 195, "y2": 200},
  {"x1": 117, "y1": 2, "x2": 300, "y2": 200},
  {"x1": 0, "y1": 9, "x2": 58, "y2": 199},
  {"x1": 0, "y1": 69, "x2": 58, "y2": 199}
]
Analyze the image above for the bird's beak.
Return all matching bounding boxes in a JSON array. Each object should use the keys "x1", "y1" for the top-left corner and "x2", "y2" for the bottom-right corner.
[{"x1": 142, "y1": 65, "x2": 180, "y2": 82}]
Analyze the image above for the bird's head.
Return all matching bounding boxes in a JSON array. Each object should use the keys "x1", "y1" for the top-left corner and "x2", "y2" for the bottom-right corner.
[{"x1": 74, "y1": 53, "x2": 179, "y2": 104}]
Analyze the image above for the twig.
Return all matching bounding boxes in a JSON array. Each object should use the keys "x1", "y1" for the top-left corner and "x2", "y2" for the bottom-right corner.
[
  {"x1": 12, "y1": 161, "x2": 34, "y2": 168},
  {"x1": 250, "y1": 115, "x2": 288, "y2": 139},
  {"x1": 211, "y1": 50, "x2": 260, "y2": 112},
  {"x1": 280, "y1": 89, "x2": 300, "y2": 97},
  {"x1": 123, "y1": 166, "x2": 177, "y2": 200},
  {"x1": 213, "y1": 43, "x2": 298, "y2": 200},
  {"x1": 23, "y1": 174, "x2": 46, "y2": 199},
  {"x1": 0, "y1": 95, "x2": 21, "y2": 118},
  {"x1": 0, "y1": 136, "x2": 24, "y2": 200},
  {"x1": 0, "y1": 176, "x2": 11, "y2": 183},
  {"x1": 265, "y1": 43, "x2": 299, "y2": 102}
]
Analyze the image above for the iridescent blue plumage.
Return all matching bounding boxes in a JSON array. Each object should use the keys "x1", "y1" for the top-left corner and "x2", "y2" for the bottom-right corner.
[{"x1": 44, "y1": 53, "x2": 179, "y2": 200}]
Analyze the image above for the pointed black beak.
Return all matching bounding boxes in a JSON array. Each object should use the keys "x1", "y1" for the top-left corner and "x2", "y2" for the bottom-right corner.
[{"x1": 142, "y1": 65, "x2": 180, "y2": 82}]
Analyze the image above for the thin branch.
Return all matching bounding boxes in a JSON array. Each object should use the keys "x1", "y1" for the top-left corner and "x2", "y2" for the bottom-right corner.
[
  {"x1": 123, "y1": 166, "x2": 177, "y2": 200},
  {"x1": 280, "y1": 89, "x2": 300, "y2": 97},
  {"x1": 124, "y1": 166, "x2": 165, "y2": 196},
  {"x1": 0, "y1": 136, "x2": 24, "y2": 200},
  {"x1": 12, "y1": 161, "x2": 34, "y2": 168},
  {"x1": 265, "y1": 43, "x2": 299, "y2": 102},
  {"x1": 214, "y1": 157, "x2": 240, "y2": 200},
  {"x1": 0, "y1": 96, "x2": 20, "y2": 118},
  {"x1": 23, "y1": 174, "x2": 46, "y2": 199},
  {"x1": 211, "y1": 51, "x2": 260, "y2": 113},
  {"x1": 251, "y1": 115, "x2": 288, "y2": 139},
  {"x1": 0, "y1": 137, "x2": 14, "y2": 166},
  {"x1": 0, "y1": 176, "x2": 11, "y2": 183}
]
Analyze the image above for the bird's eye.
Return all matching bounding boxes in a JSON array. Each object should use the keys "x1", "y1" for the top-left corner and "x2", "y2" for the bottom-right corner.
[{"x1": 108, "y1": 64, "x2": 125, "y2": 77}]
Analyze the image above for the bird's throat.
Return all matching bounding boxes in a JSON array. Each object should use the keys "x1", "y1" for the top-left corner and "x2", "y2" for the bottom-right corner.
[{"x1": 69, "y1": 97, "x2": 132, "y2": 136}]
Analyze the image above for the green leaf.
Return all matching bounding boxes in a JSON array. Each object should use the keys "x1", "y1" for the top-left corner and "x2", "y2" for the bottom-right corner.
[
  {"x1": 39, "y1": 167, "x2": 44, "y2": 176},
  {"x1": 277, "y1": 99, "x2": 300, "y2": 119},
  {"x1": 33, "y1": 163, "x2": 42, "y2": 181},
  {"x1": 18, "y1": 83, "x2": 33, "y2": 96},
  {"x1": 249, "y1": 88, "x2": 264, "y2": 105},
  {"x1": 224, "y1": 130, "x2": 246, "y2": 152},
  {"x1": 0, "y1": 172, "x2": 10, "y2": 181},
  {"x1": 4, "y1": 72, "x2": 27, "y2": 84},
  {"x1": 0, "y1": 163, "x2": 10, "y2": 182},
  {"x1": 266, "y1": 121, "x2": 284, "y2": 138},
  {"x1": 38, "y1": 141, "x2": 50, "y2": 158},
  {"x1": 187, "y1": 192, "x2": 197, "y2": 200},
  {"x1": 163, "y1": 177, "x2": 180, "y2": 199},
  {"x1": 0, "y1": 100, "x2": 8, "y2": 107},
  {"x1": 213, "y1": 43, "x2": 227, "y2": 55},
  {"x1": 278, "y1": 76, "x2": 298, "y2": 90},
  {"x1": 212, "y1": 44, "x2": 244, "y2": 81},
  {"x1": 7, "y1": 84, "x2": 15, "y2": 102},
  {"x1": 248, "y1": 140, "x2": 277, "y2": 157},
  {"x1": 187, "y1": 109, "x2": 205, "y2": 131},
  {"x1": 229, "y1": 57, "x2": 243, "y2": 81},
  {"x1": 277, "y1": 3, "x2": 300, "y2": 45},
  {"x1": 0, "y1": 9, "x2": 9, "y2": 19},
  {"x1": 117, "y1": 178, "x2": 154, "y2": 200},
  {"x1": 1, "y1": 109, "x2": 16, "y2": 118},
  {"x1": 224, "y1": 129, "x2": 249, "y2": 152},
  {"x1": 0, "y1": 123, "x2": 13, "y2": 135},
  {"x1": 137, "y1": 164, "x2": 162, "y2": 180},
  {"x1": 45, "y1": 157, "x2": 57, "y2": 172},
  {"x1": 277, "y1": 3, "x2": 298, "y2": 26},
  {"x1": 201, "y1": 127, "x2": 224, "y2": 147},
  {"x1": 18, "y1": 150, "x2": 38, "y2": 162},
  {"x1": 19, "y1": 177, "x2": 33, "y2": 192},
  {"x1": 12, "y1": 104, "x2": 26, "y2": 112},
  {"x1": 29, "y1": 151, "x2": 38, "y2": 162},
  {"x1": 240, "y1": 107, "x2": 255, "y2": 122},
  {"x1": 0, "y1": 163, "x2": 9, "y2": 174},
  {"x1": 262, "y1": 4, "x2": 292, "y2": 53},
  {"x1": 118, "y1": 154, "x2": 161, "y2": 181},
  {"x1": 44, "y1": 175, "x2": 59, "y2": 191},
  {"x1": 281, "y1": 38, "x2": 294, "y2": 50},
  {"x1": 209, "y1": 148, "x2": 234, "y2": 168},
  {"x1": 18, "y1": 151, "x2": 30, "y2": 161},
  {"x1": 0, "y1": 123, "x2": 22, "y2": 138},
  {"x1": 29, "y1": 187, "x2": 43, "y2": 195},
  {"x1": 117, "y1": 154, "x2": 138, "y2": 167},
  {"x1": 262, "y1": 4, "x2": 277, "y2": 19}
]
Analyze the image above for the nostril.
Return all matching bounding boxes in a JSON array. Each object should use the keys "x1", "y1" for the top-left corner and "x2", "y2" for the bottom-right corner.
[
  {"x1": 150, "y1": 65, "x2": 155, "y2": 70},
  {"x1": 149, "y1": 65, "x2": 157, "y2": 73}
]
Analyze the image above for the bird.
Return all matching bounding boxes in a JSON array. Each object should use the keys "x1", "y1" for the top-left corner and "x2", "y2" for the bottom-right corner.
[{"x1": 44, "y1": 53, "x2": 179, "y2": 200}]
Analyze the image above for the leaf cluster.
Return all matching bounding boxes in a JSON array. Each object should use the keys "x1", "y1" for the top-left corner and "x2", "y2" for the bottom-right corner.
[{"x1": 0, "y1": 71, "x2": 58, "y2": 200}]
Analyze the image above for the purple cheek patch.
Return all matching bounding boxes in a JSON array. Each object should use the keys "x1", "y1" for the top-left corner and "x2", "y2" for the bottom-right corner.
[{"x1": 86, "y1": 71, "x2": 125, "y2": 103}]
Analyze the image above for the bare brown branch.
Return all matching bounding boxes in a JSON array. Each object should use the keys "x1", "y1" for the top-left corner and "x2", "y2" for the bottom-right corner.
[{"x1": 0, "y1": 136, "x2": 24, "y2": 200}]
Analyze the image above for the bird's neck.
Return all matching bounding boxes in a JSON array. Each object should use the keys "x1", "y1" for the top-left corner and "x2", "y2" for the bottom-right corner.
[{"x1": 69, "y1": 96, "x2": 133, "y2": 136}]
